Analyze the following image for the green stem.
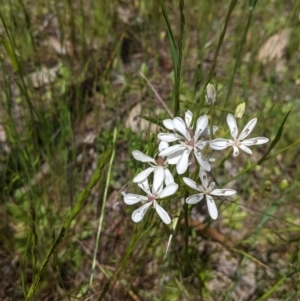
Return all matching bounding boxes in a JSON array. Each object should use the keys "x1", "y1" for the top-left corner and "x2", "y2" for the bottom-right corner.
[
  {"x1": 223, "y1": 0, "x2": 258, "y2": 108},
  {"x1": 196, "y1": 0, "x2": 238, "y2": 110},
  {"x1": 89, "y1": 127, "x2": 117, "y2": 288},
  {"x1": 174, "y1": 0, "x2": 185, "y2": 115}
]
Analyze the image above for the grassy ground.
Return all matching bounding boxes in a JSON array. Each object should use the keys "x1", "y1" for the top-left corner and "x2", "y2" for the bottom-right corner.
[{"x1": 0, "y1": 0, "x2": 300, "y2": 300}]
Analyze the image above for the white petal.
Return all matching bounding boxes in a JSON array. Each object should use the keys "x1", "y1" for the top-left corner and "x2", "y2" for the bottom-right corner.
[
  {"x1": 158, "y1": 141, "x2": 169, "y2": 152},
  {"x1": 131, "y1": 202, "x2": 152, "y2": 223},
  {"x1": 210, "y1": 138, "x2": 231, "y2": 150},
  {"x1": 227, "y1": 113, "x2": 238, "y2": 139},
  {"x1": 153, "y1": 167, "x2": 165, "y2": 194},
  {"x1": 206, "y1": 195, "x2": 218, "y2": 220},
  {"x1": 176, "y1": 149, "x2": 190, "y2": 174},
  {"x1": 163, "y1": 119, "x2": 175, "y2": 130},
  {"x1": 164, "y1": 168, "x2": 174, "y2": 185},
  {"x1": 232, "y1": 145, "x2": 240, "y2": 157},
  {"x1": 133, "y1": 167, "x2": 156, "y2": 183},
  {"x1": 239, "y1": 118, "x2": 257, "y2": 140},
  {"x1": 185, "y1": 110, "x2": 193, "y2": 128},
  {"x1": 195, "y1": 140, "x2": 206, "y2": 150},
  {"x1": 200, "y1": 169, "x2": 209, "y2": 188},
  {"x1": 158, "y1": 183, "x2": 178, "y2": 198},
  {"x1": 155, "y1": 183, "x2": 164, "y2": 195},
  {"x1": 124, "y1": 193, "x2": 147, "y2": 205},
  {"x1": 186, "y1": 193, "x2": 204, "y2": 204},
  {"x1": 239, "y1": 144, "x2": 252, "y2": 155},
  {"x1": 159, "y1": 144, "x2": 186, "y2": 157},
  {"x1": 194, "y1": 151, "x2": 211, "y2": 171},
  {"x1": 173, "y1": 117, "x2": 191, "y2": 140},
  {"x1": 183, "y1": 177, "x2": 202, "y2": 192},
  {"x1": 194, "y1": 115, "x2": 209, "y2": 141},
  {"x1": 154, "y1": 201, "x2": 171, "y2": 224},
  {"x1": 242, "y1": 137, "x2": 269, "y2": 146},
  {"x1": 208, "y1": 181, "x2": 216, "y2": 191},
  {"x1": 167, "y1": 149, "x2": 185, "y2": 164},
  {"x1": 158, "y1": 133, "x2": 180, "y2": 142},
  {"x1": 138, "y1": 179, "x2": 151, "y2": 194},
  {"x1": 211, "y1": 189, "x2": 236, "y2": 196},
  {"x1": 132, "y1": 150, "x2": 156, "y2": 163}
]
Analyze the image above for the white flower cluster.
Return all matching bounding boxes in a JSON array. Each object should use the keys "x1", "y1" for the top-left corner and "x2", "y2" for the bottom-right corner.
[{"x1": 123, "y1": 93, "x2": 269, "y2": 224}]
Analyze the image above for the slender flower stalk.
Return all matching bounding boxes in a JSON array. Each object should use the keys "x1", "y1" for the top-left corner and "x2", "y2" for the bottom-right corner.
[
  {"x1": 183, "y1": 169, "x2": 236, "y2": 220},
  {"x1": 210, "y1": 113, "x2": 269, "y2": 157}
]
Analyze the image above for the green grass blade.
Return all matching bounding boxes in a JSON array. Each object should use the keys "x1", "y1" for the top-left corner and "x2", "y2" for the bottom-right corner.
[
  {"x1": 89, "y1": 127, "x2": 118, "y2": 288},
  {"x1": 255, "y1": 275, "x2": 286, "y2": 301},
  {"x1": 0, "y1": 36, "x2": 19, "y2": 71},
  {"x1": 160, "y1": 0, "x2": 178, "y2": 77},
  {"x1": 223, "y1": 0, "x2": 258, "y2": 107},
  {"x1": 160, "y1": 0, "x2": 181, "y2": 115},
  {"x1": 196, "y1": 0, "x2": 238, "y2": 108},
  {"x1": 258, "y1": 110, "x2": 291, "y2": 165}
]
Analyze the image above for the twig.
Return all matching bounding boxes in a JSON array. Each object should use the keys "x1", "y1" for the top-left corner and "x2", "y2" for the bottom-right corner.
[{"x1": 139, "y1": 71, "x2": 173, "y2": 118}]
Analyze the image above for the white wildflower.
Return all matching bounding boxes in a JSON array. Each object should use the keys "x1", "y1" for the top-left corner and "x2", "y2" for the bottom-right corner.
[
  {"x1": 123, "y1": 179, "x2": 178, "y2": 224},
  {"x1": 132, "y1": 141, "x2": 174, "y2": 192},
  {"x1": 158, "y1": 110, "x2": 212, "y2": 174},
  {"x1": 183, "y1": 169, "x2": 236, "y2": 220},
  {"x1": 210, "y1": 113, "x2": 269, "y2": 157}
]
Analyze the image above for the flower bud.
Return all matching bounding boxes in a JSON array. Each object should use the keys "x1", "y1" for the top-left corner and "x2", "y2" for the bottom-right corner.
[
  {"x1": 235, "y1": 102, "x2": 246, "y2": 119},
  {"x1": 205, "y1": 83, "x2": 216, "y2": 105},
  {"x1": 201, "y1": 142, "x2": 214, "y2": 160}
]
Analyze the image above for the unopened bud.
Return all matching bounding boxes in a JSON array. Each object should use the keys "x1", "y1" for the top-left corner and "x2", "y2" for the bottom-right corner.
[
  {"x1": 235, "y1": 102, "x2": 246, "y2": 119},
  {"x1": 205, "y1": 83, "x2": 217, "y2": 105},
  {"x1": 201, "y1": 142, "x2": 214, "y2": 160}
]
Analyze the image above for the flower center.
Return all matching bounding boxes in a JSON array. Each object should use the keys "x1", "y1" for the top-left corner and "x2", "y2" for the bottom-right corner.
[
  {"x1": 156, "y1": 156, "x2": 165, "y2": 166},
  {"x1": 147, "y1": 195, "x2": 156, "y2": 202},
  {"x1": 187, "y1": 139, "x2": 195, "y2": 147}
]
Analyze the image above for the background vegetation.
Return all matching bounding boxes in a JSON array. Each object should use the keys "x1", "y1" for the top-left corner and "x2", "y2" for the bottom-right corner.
[{"x1": 0, "y1": 0, "x2": 299, "y2": 300}]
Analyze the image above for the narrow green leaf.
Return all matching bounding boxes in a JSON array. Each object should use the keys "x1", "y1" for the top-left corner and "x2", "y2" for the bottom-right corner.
[
  {"x1": 258, "y1": 110, "x2": 291, "y2": 165},
  {"x1": 160, "y1": 0, "x2": 179, "y2": 78},
  {"x1": 0, "y1": 37, "x2": 19, "y2": 71},
  {"x1": 255, "y1": 275, "x2": 286, "y2": 301}
]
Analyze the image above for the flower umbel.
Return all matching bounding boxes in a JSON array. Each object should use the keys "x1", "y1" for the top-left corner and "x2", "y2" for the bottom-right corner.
[
  {"x1": 123, "y1": 179, "x2": 178, "y2": 224},
  {"x1": 183, "y1": 169, "x2": 236, "y2": 220},
  {"x1": 210, "y1": 113, "x2": 269, "y2": 157}
]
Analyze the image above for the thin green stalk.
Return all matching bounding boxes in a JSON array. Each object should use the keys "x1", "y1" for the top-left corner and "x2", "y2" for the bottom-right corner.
[
  {"x1": 196, "y1": 0, "x2": 238, "y2": 109},
  {"x1": 0, "y1": 12, "x2": 37, "y2": 120},
  {"x1": 89, "y1": 127, "x2": 118, "y2": 288},
  {"x1": 223, "y1": 0, "x2": 258, "y2": 107},
  {"x1": 255, "y1": 275, "x2": 286, "y2": 301},
  {"x1": 209, "y1": 104, "x2": 213, "y2": 139},
  {"x1": 174, "y1": 0, "x2": 185, "y2": 115},
  {"x1": 30, "y1": 205, "x2": 38, "y2": 286},
  {"x1": 26, "y1": 149, "x2": 112, "y2": 299},
  {"x1": 21, "y1": 233, "x2": 31, "y2": 298}
]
